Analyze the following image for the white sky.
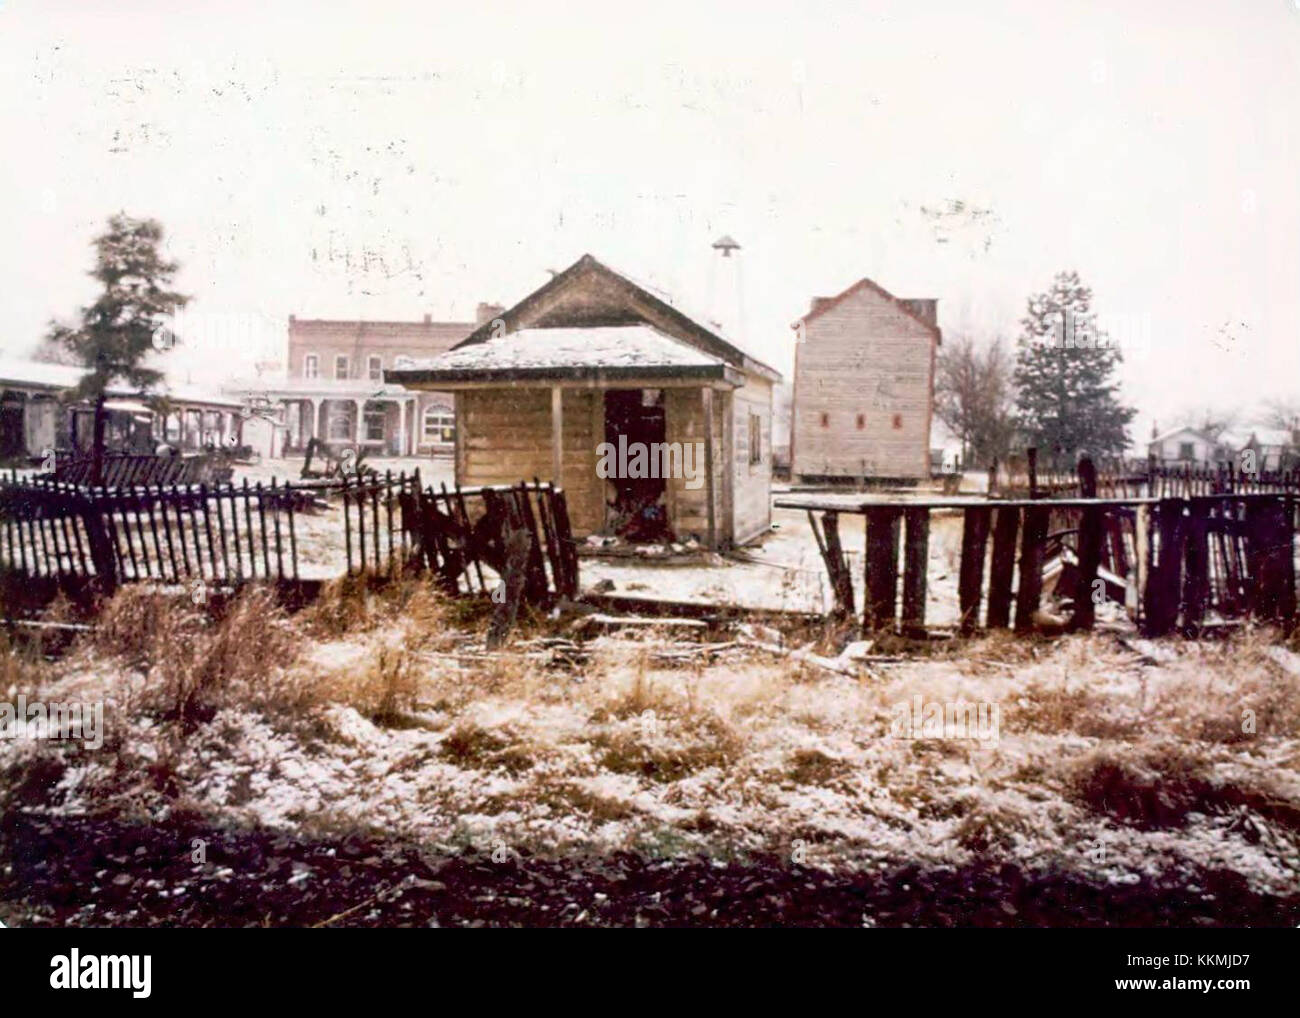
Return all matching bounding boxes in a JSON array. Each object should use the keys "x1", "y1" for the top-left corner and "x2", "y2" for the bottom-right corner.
[{"x1": 2, "y1": 0, "x2": 1298, "y2": 447}]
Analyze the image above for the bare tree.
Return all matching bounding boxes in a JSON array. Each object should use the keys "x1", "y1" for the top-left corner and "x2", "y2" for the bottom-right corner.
[
  {"x1": 1257, "y1": 396, "x2": 1300, "y2": 432},
  {"x1": 1170, "y1": 405, "x2": 1238, "y2": 441},
  {"x1": 934, "y1": 334, "x2": 1015, "y2": 468}
]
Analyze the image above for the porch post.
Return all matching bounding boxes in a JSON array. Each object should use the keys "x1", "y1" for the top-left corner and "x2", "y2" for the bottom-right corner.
[
  {"x1": 702, "y1": 386, "x2": 717, "y2": 551},
  {"x1": 353, "y1": 398, "x2": 365, "y2": 446},
  {"x1": 395, "y1": 398, "x2": 406, "y2": 458},
  {"x1": 551, "y1": 385, "x2": 564, "y2": 486}
]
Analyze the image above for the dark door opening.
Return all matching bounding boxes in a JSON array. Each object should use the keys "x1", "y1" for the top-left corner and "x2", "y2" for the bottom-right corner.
[
  {"x1": 604, "y1": 388, "x2": 672, "y2": 541},
  {"x1": 0, "y1": 392, "x2": 26, "y2": 460}
]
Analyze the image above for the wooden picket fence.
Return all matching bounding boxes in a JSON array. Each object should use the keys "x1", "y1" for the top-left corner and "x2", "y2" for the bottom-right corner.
[
  {"x1": 43, "y1": 451, "x2": 234, "y2": 487},
  {"x1": 1, "y1": 470, "x2": 581, "y2": 608},
  {"x1": 780, "y1": 460, "x2": 1297, "y2": 638},
  {"x1": 0, "y1": 475, "x2": 310, "y2": 585},
  {"x1": 339, "y1": 473, "x2": 579, "y2": 601}
]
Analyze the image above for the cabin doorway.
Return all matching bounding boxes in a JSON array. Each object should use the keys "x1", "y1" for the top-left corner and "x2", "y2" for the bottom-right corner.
[
  {"x1": 603, "y1": 388, "x2": 671, "y2": 541},
  {"x1": 0, "y1": 392, "x2": 25, "y2": 459}
]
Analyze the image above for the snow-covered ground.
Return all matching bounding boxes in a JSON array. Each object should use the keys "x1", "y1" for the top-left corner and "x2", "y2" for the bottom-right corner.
[
  {"x1": 234, "y1": 456, "x2": 981, "y2": 619},
  {"x1": 5, "y1": 591, "x2": 1298, "y2": 900}
]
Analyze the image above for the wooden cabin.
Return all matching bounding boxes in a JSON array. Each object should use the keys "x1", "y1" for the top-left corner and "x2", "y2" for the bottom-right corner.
[{"x1": 386, "y1": 254, "x2": 781, "y2": 549}]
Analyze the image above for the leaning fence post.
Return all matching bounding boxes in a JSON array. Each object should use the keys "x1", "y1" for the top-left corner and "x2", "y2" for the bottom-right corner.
[
  {"x1": 81, "y1": 490, "x2": 117, "y2": 594},
  {"x1": 819, "y1": 511, "x2": 855, "y2": 618},
  {"x1": 1181, "y1": 500, "x2": 1210, "y2": 634},
  {"x1": 1014, "y1": 505, "x2": 1050, "y2": 632},
  {"x1": 1070, "y1": 457, "x2": 1103, "y2": 631},
  {"x1": 1143, "y1": 498, "x2": 1186, "y2": 636}
]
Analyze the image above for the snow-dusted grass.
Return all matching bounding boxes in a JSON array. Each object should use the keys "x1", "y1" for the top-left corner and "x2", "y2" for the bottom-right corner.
[{"x1": 3, "y1": 585, "x2": 1298, "y2": 896}]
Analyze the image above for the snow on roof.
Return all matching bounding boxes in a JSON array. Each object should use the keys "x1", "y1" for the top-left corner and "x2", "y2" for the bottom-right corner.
[
  {"x1": 1247, "y1": 427, "x2": 1293, "y2": 447},
  {"x1": 451, "y1": 255, "x2": 781, "y2": 382},
  {"x1": 392, "y1": 325, "x2": 726, "y2": 375},
  {"x1": 0, "y1": 356, "x2": 85, "y2": 390},
  {"x1": 1148, "y1": 425, "x2": 1217, "y2": 446},
  {"x1": 0, "y1": 356, "x2": 241, "y2": 408}
]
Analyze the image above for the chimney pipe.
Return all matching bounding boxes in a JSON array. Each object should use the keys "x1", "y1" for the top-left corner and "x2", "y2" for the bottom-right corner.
[{"x1": 476, "y1": 302, "x2": 505, "y2": 326}]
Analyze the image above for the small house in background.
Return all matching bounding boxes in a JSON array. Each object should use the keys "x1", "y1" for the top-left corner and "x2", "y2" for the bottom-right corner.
[
  {"x1": 790, "y1": 277, "x2": 940, "y2": 484},
  {"x1": 1147, "y1": 425, "x2": 1230, "y2": 467},
  {"x1": 1240, "y1": 427, "x2": 1299, "y2": 473},
  {"x1": 387, "y1": 251, "x2": 782, "y2": 549}
]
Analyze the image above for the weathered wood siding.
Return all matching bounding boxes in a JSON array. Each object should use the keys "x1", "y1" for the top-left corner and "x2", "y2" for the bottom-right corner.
[
  {"x1": 663, "y1": 387, "x2": 727, "y2": 543},
  {"x1": 732, "y1": 373, "x2": 773, "y2": 544},
  {"x1": 457, "y1": 387, "x2": 605, "y2": 534},
  {"x1": 450, "y1": 259, "x2": 778, "y2": 544},
  {"x1": 792, "y1": 287, "x2": 934, "y2": 480}
]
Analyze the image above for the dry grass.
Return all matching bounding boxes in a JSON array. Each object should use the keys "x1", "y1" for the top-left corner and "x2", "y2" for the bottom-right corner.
[
  {"x1": 318, "y1": 646, "x2": 422, "y2": 727},
  {"x1": 6, "y1": 576, "x2": 1300, "y2": 891},
  {"x1": 87, "y1": 586, "x2": 302, "y2": 728},
  {"x1": 1064, "y1": 740, "x2": 1300, "y2": 832},
  {"x1": 302, "y1": 574, "x2": 454, "y2": 646}
]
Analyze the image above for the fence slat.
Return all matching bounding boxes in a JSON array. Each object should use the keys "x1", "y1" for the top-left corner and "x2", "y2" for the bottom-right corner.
[
  {"x1": 863, "y1": 507, "x2": 901, "y2": 632},
  {"x1": 957, "y1": 506, "x2": 992, "y2": 635}
]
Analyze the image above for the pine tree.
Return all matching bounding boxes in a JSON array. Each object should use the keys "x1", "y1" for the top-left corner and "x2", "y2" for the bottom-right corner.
[
  {"x1": 1012, "y1": 271, "x2": 1135, "y2": 470},
  {"x1": 45, "y1": 214, "x2": 189, "y2": 484}
]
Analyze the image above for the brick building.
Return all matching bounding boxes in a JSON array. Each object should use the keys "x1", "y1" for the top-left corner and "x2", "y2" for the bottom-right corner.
[{"x1": 232, "y1": 306, "x2": 502, "y2": 458}]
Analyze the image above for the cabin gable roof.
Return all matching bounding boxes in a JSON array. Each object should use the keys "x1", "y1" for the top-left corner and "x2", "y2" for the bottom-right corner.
[{"x1": 454, "y1": 254, "x2": 780, "y2": 382}]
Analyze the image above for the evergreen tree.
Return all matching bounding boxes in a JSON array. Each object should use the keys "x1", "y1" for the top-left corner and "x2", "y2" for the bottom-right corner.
[
  {"x1": 1013, "y1": 270, "x2": 1135, "y2": 469},
  {"x1": 45, "y1": 214, "x2": 189, "y2": 483}
]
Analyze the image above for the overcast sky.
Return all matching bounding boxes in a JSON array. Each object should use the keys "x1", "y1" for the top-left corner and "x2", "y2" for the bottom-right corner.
[{"x1": 2, "y1": 0, "x2": 1297, "y2": 446}]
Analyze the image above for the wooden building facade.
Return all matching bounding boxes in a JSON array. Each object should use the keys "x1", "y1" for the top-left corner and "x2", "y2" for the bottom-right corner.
[
  {"x1": 791, "y1": 277, "x2": 940, "y2": 483},
  {"x1": 387, "y1": 255, "x2": 781, "y2": 549}
]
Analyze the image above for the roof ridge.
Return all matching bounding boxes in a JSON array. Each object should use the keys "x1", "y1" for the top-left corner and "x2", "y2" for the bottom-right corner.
[{"x1": 794, "y1": 276, "x2": 941, "y2": 339}]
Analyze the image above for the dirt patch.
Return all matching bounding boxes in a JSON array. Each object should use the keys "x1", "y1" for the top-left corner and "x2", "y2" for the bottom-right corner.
[{"x1": 3, "y1": 813, "x2": 1298, "y2": 928}]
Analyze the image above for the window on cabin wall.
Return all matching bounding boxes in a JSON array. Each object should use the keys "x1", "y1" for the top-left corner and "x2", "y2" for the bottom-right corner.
[
  {"x1": 819, "y1": 412, "x2": 829, "y2": 428},
  {"x1": 1179, "y1": 442, "x2": 1195, "y2": 460},
  {"x1": 856, "y1": 413, "x2": 865, "y2": 430},
  {"x1": 749, "y1": 413, "x2": 762, "y2": 465},
  {"x1": 892, "y1": 414, "x2": 903, "y2": 430}
]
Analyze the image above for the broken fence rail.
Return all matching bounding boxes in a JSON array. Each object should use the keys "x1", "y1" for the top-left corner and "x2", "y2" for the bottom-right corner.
[
  {"x1": 2, "y1": 471, "x2": 581, "y2": 606},
  {"x1": 343, "y1": 473, "x2": 579, "y2": 601},
  {"x1": 779, "y1": 488, "x2": 1297, "y2": 638},
  {"x1": 41, "y1": 450, "x2": 235, "y2": 487}
]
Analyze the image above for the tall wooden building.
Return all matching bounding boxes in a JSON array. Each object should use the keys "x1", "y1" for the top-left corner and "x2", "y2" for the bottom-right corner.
[{"x1": 790, "y1": 277, "x2": 940, "y2": 483}]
